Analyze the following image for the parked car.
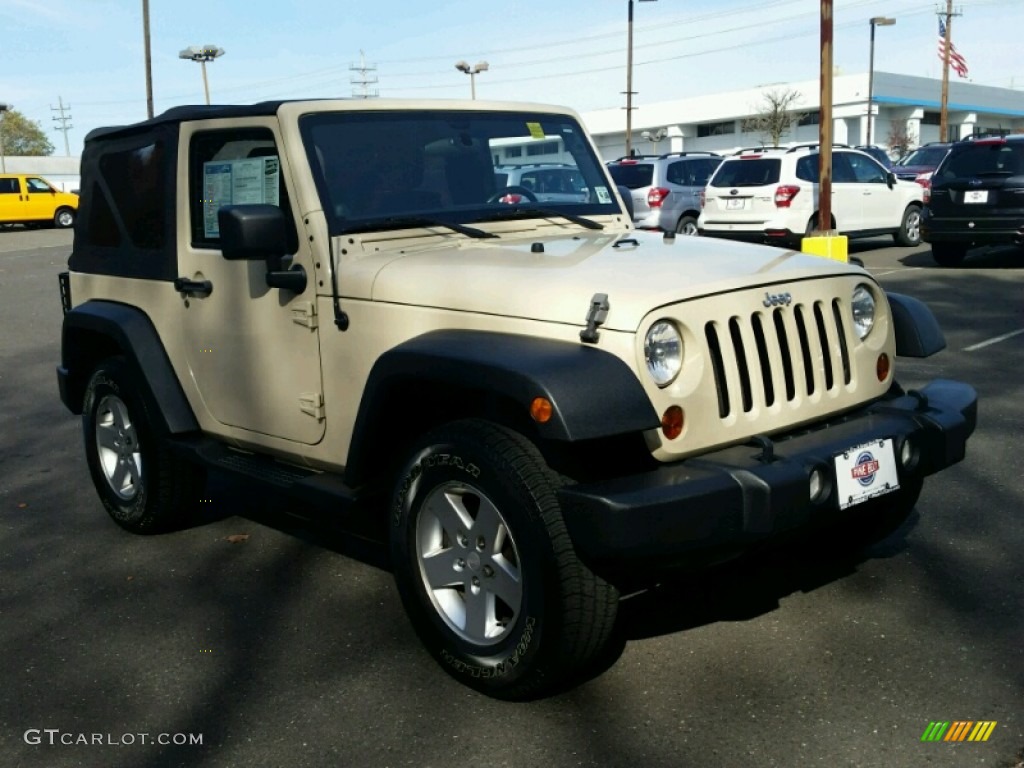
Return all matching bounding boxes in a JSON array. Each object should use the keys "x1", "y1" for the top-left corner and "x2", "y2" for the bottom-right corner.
[
  {"x1": 493, "y1": 163, "x2": 589, "y2": 203},
  {"x1": 0, "y1": 173, "x2": 79, "y2": 229},
  {"x1": 56, "y1": 99, "x2": 975, "y2": 700},
  {"x1": 606, "y1": 151, "x2": 722, "y2": 234},
  {"x1": 893, "y1": 142, "x2": 952, "y2": 183},
  {"x1": 698, "y1": 144, "x2": 924, "y2": 247},
  {"x1": 855, "y1": 145, "x2": 895, "y2": 170},
  {"x1": 921, "y1": 133, "x2": 1024, "y2": 266}
]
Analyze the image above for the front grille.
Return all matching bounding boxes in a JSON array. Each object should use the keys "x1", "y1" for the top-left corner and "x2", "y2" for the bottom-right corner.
[{"x1": 704, "y1": 299, "x2": 851, "y2": 419}]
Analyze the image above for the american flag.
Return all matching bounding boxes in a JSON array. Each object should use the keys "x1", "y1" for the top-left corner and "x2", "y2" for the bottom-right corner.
[{"x1": 938, "y1": 18, "x2": 969, "y2": 78}]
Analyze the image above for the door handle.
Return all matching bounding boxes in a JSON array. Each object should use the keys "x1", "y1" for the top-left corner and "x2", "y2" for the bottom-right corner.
[{"x1": 173, "y1": 277, "x2": 213, "y2": 297}]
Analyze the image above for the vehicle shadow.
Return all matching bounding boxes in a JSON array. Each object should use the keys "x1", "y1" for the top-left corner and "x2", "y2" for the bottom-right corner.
[{"x1": 901, "y1": 243, "x2": 1022, "y2": 269}]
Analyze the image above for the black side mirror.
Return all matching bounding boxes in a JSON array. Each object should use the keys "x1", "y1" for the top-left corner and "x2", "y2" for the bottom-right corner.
[
  {"x1": 886, "y1": 171, "x2": 896, "y2": 189},
  {"x1": 217, "y1": 204, "x2": 306, "y2": 293}
]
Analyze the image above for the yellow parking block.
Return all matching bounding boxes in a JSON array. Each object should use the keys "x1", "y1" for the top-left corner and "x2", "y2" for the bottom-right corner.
[{"x1": 801, "y1": 232, "x2": 848, "y2": 263}]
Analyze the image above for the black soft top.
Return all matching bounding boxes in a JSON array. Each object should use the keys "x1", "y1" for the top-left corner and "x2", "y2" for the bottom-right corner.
[{"x1": 84, "y1": 101, "x2": 289, "y2": 143}]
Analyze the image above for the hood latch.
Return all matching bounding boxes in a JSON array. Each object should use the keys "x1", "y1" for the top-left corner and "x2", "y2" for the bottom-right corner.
[{"x1": 580, "y1": 293, "x2": 609, "y2": 344}]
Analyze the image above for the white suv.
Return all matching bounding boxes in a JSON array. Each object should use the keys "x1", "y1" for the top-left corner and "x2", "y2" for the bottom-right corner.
[{"x1": 698, "y1": 144, "x2": 924, "y2": 248}]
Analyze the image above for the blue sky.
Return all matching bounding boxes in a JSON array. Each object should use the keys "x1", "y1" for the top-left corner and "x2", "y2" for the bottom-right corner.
[{"x1": 1, "y1": 0, "x2": 1018, "y2": 156}]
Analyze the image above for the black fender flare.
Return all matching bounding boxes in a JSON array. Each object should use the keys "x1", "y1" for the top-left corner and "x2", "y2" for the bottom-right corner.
[
  {"x1": 886, "y1": 292, "x2": 946, "y2": 358},
  {"x1": 58, "y1": 300, "x2": 199, "y2": 434},
  {"x1": 345, "y1": 329, "x2": 659, "y2": 482}
]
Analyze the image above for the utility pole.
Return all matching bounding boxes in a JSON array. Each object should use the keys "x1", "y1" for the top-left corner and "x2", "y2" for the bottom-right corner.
[
  {"x1": 51, "y1": 96, "x2": 73, "y2": 156},
  {"x1": 817, "y1": 0, "x2": 834, "y2": 234},
  {"x1": 350, "y1": 51, "x2": 379, "y2": 99},
  {"x1": 938, "y1": 0, "x2": 962, "y2": 142},
  {"x1": 142, "y1": 0, "x2": 154, "y2": 119}
]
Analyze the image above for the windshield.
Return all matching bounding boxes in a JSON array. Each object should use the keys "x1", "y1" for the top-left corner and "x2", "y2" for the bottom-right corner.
[
  {"x1": 299, "y1": 110, "x2": 619, "y2": 235},
  {"x1": 898, "y1": 146, "x2": 948, "y2": 167}
]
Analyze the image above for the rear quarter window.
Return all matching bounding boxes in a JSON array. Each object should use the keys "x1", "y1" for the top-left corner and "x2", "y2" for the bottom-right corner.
[{"x1": 607, "y1": 163, "x2": 654, "y2": 189}]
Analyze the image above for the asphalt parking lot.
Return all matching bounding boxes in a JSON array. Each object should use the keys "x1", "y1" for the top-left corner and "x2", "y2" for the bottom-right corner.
[{"x1": 1, "y1": 228, "x2": 1021, "y2": 768}]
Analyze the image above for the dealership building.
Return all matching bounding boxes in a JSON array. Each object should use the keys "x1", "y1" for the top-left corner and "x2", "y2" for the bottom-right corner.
[{"x1": 579, "y1": 71, "x2": 1024, "y2": 162}]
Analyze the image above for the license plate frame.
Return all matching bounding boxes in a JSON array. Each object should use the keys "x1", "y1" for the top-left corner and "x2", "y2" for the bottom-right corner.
[{"x1": 834, "y1": 438, "x2": 900, "y2": 510}]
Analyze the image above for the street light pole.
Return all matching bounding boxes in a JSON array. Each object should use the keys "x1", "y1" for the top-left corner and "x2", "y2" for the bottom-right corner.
[
  {"x1": 624, "y1": 0, "x2": 657, "y2": 158},
  {"x1": 454, "y1": 61, "x2": 489, "y2": 99},
  {"x1": 866, "y1": 16, "x2": 896, "y2": 146},
  {"x1": 0, "y1": 103, "x2": 11, "y2": 173},
  {"x1": 179, "y1": 45, "x2": 225, "y2": 105}
]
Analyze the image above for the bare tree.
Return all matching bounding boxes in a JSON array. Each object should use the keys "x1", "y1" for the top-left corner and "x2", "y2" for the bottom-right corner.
[
  {"x1": 741, "y1": 89, "x2": 805, "y2": 147},
  {"x1": 886, "y1": 119, "x2": 914, "y2": 159}
]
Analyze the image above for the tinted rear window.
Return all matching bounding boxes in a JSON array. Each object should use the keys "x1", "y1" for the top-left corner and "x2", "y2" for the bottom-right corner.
[
  {"x1": 940, "y1": 143, "x2": 1024, "y2": 178},
  {"x1": 710, "y1": 159, "x2": 781, "y2": 187},
  {"x1": 607, "y1": 163, "x2": 654, "y2": 189}
]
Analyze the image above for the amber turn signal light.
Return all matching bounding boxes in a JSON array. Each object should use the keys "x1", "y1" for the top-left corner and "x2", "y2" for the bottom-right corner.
[
  {"x1": 530, "y1": 397, "x2": 553, "y2": 423},
  {"x1": 661, "y1": 405, "x2": 683, "y2": 440},
  {"x1": 876, "y1": 353, "x2": 890, "y2": 382}
]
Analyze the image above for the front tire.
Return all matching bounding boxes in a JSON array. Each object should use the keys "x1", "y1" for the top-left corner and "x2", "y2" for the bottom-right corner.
[
  {"x1": 54, "y1": 207, "x2": 76, "y2": 228},
  {"x1": 389, "y1": 419, "x2": 619, "y2": 699},
  {"x1": 82, "y1": 357, "x2": 203, "y2": 534},
  {"x1": 893, "y1": 205, "x2": 922, "y2": 246}
]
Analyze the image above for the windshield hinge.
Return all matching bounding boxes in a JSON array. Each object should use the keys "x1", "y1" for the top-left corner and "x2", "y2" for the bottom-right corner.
[
  {"x1": 580, "y1": 293, "x2": 609, "y2": 344},
  {"x1": 290, "y1": 301, "x2": 318, "y2": 330},
  {"x1": 298, "y1": 392, "x2": 326, "y2": 421}
]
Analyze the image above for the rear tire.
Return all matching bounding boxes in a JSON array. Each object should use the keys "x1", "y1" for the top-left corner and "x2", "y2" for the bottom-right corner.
[
  {"x1": 893, "y1": 204, "x2": 922, "y2": 246},
  {"x1": 931, "y1": 242, "x2": 967, "y2": 267},
  {"x1": 675, "y1": 215, "x2": 699, "y2": 236},
  {"x1": 82, "y1": 356, "x2": 204, "y2": 534},
  {"x1": 389, "y1": 419, "x2": 619, "y2": 699}
]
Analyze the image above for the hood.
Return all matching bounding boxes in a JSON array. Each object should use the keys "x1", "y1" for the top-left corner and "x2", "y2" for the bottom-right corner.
[{"x1": 368, "y1": 230, "x2": 862, "y2": 332}]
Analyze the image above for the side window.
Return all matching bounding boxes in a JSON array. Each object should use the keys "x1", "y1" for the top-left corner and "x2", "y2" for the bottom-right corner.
[
  {"x1": 26, "y1": 177, "x2": 53, "y2": 193},
  {"x1": 666, "y1": 162, "x2": 687, "y2": 186},
  {"x1": 0, "y1": 177, "x2": 19, "y2": 194},
  {"x1": 98, "y1": 142, "x2": 167, "y2": 250},
  {"x1": 832, "y1": 153, "x2": 858, "y2": 184},
  {"x1": 847, "y1": 154, "x2": 886, "y2": 183},
  {"x1": 796, "y1": 155, "x2": 818, "y2": 182},
  {"x1": 188, "y1": 128, "x2": 296, "y2": 250}
]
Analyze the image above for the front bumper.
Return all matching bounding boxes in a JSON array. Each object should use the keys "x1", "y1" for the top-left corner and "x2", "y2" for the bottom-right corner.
[{"x1": 559, "y1": 379, "x2": 976, "y2": 575}]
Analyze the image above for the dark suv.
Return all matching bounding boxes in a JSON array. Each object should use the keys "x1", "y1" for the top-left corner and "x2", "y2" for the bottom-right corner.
[{"x1": 921, "y1": 134, "x2": 1024, "y2": 267}]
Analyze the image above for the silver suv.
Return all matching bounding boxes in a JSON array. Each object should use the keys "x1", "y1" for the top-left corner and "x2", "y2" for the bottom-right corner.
[
  {"x1": 606, "y1": 152, "x2": 722, "y2": 234},
  {"x1": 493, "y1": 163, "x2": 589, "y2": 203}
]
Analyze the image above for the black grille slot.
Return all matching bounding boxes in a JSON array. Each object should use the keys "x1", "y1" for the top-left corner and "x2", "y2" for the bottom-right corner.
[
  {"x1": 794, "y1": 304, "x2": 815, "y2": 395},
  {"x1": 832, "y1": 299, "x2": 851, "y2": 384},
  {"x1": 752, "y1": 313, "x2": 775, "y2": 406},
  {"x1": 728, "y1": 317, "x2": 753, "y2": 413},
  {"x1": 773, "y1": 308, "x2": 796, "y2": 401},
  {"x1": 705, "y1": 322, "x2": 730, "y2": 418},
  {"x1": 813, "y1": 301, "x2": 834, "y2": 391}
]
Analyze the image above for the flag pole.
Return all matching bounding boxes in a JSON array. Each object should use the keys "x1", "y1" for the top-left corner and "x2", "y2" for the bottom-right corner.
[{"x1": 939, "y1": 0, "x2": 952, "y2": 142}]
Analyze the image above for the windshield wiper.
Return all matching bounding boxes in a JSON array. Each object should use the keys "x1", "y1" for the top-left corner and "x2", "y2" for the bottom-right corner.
[
  {"x1": 341, "y1": 216, "x2": 497, "y2": 239},
  {"x1": 479, "y1": 206, "x2": 604, "y2": 230}
]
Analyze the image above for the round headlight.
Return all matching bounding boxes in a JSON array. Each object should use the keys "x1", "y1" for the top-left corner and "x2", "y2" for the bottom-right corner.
[
  {"x1": 851, "y1": 284, "x2": 876, "y2": 340},
  {"x1": 644, "y1": 320, "x2": 682, "y2": 387}
]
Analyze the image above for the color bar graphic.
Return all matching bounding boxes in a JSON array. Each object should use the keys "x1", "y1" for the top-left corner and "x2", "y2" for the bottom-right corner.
[{"x1": 921, "y1": 721, "x2": 996, "y2": 742}]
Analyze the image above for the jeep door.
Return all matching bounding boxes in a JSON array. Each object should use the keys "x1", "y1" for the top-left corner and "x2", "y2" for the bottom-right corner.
[{"x1": 175, "y1": 122, "x2": 326, "y2": 446}]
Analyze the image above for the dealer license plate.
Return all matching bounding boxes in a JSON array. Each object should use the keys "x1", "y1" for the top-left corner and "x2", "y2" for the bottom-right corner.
[
  {"x1": 834, "y1": 438, "x2": 900, "y2": 510},
  {"x1": 963, "y1": 190, "x2": 988, "y2": 204}
]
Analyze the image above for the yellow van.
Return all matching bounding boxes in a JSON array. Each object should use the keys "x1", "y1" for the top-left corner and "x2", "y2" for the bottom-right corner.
[{"x1": 0, "y1": 173, "x2": 79, "y2": 229}]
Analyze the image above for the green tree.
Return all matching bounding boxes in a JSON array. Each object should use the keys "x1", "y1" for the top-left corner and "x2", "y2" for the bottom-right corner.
[
  {"x1": 741, "y1": 89, "x2": 806, "y2": 147},
  {"x1": 0, "y1": 109, "x2": 55, "y2": 156}
]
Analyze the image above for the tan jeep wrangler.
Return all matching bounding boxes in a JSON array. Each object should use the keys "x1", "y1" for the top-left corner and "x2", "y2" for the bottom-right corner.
[{"x1": 58, "y1": 99, "x2": 976, "y2": 699}]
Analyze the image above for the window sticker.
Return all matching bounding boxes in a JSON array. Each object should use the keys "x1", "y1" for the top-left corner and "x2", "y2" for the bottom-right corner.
[
  {"x1": 202, "y1": 156, "x2": 280, "y2": 237},
  {"x1": 595, "y1": 186, "x2": 612, "y2": 204},
  {"x1": 526, "y1": 122, "x2": 546, "y2": 140}
]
